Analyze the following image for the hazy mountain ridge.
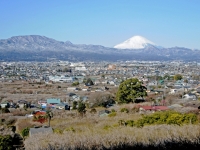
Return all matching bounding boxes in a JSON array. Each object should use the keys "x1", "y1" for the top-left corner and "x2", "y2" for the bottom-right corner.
[{"x1": 0, "y1": 35, "x2": 199, "y2": 62}]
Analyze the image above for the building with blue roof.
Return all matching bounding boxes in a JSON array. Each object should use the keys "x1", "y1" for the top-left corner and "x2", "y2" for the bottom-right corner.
[{"x1": 47, "y1": 98, "x2": 61, "y2": 105}]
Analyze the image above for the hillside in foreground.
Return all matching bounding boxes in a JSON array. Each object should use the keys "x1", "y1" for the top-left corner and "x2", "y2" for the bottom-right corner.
[{"x1": 22, "y1": 109, "x2": 200, "y2": 150}]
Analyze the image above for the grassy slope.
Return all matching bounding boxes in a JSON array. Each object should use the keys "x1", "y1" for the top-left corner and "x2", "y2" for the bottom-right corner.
[{"x1": 23, "y1": 108, "x2": 200, "y2": 150}]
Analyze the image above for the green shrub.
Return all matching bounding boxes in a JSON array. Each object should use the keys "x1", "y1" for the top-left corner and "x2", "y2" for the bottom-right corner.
[
  {"x1": 65, "y1": 127, "x2": 75, "y2": 132},
  {"x1": 126, "y1": 120, "x2": 134, "y2": 127},
  {"x1": 72, "y1": 101, "x2": 77, "y2": 110},
  {"x1": 77, "y1": 102, "x2": 86, "y2": 114},
  {"x1": 111, "y1": 109, "x2": 116, "y2": 112},
  {"x1": 135, "y1": 111, "x2": 197, "y2": 127},
  {"x1": 72, "y1": 82, "x2": 79, "y2": 86},
  {"x1": 21, "y1": 127, "x2": 30, "y2": 139},
  {"x1": 120, "y1": 108, "x2": 129, "y2": 113},
  {"x1": 108, "y1": 112, "x2": 116, "y2": 117},
  {"x1": 53, "y1": 128, "x2": 63, "y2": 134},
  {"x1": 0, "y1": 135, "x2": 13, "y2": 150},
  {"x1": 103, "y1": 125, "x2": 112, "y2": 130}
]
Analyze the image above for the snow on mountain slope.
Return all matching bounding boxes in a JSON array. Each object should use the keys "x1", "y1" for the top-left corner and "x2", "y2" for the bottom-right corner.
[{"x1": 114, "y1": 35, "x2": 156, "y2": 49}]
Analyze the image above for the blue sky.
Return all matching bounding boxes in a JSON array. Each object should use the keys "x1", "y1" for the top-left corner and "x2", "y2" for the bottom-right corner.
[{"x1": 0, "y1": 0, "x2": 200, "y2": 49}]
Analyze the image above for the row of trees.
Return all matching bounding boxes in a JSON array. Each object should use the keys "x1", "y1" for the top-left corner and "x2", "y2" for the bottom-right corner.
[
  {"x1": 71, "y1": 78, "x2": 94, "y2": 86},
  {"x1": 146, "y1": 74, "x2": 183, "y2": 81}
]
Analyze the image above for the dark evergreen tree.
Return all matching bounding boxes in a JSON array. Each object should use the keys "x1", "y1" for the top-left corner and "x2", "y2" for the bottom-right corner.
[{"x1": 116, "y1": 78, "x2": 147, "y2": 103}]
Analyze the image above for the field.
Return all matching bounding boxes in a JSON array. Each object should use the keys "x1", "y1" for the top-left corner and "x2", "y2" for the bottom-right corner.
[{"x1": 0, "y1": 80, "x2": 117, "y2": 105}]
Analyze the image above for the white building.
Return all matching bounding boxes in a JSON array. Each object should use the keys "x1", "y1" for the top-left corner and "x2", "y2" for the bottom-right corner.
[{"x1": 49, "y1": 76, "x2": 74, "y2": 82}]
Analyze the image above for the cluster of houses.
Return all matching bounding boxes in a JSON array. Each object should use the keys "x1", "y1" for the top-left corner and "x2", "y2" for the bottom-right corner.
[
  {"x1": 1, "y1": 60, "x2": 200, "y2": 115},
  {"x1": 38, "y1": 98, "x2": 70, "y2": 110},
  {"x1": 0, "y1": 100, "x2": 30, "y2": 109},
  {"x1": 0, "y1": 98, "x2": 70, "y2": 110},
  {"x1": 0, "y1": 61, "x2": 199, "y2": 83}
]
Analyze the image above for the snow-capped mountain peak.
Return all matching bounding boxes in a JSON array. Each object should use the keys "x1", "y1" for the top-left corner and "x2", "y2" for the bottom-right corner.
[{"x1": 114, "y1": 35, "x2": 156, "y2": 49}]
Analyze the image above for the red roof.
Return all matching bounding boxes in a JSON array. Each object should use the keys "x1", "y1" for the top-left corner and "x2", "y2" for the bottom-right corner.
[
  {"x1": 34, "y1": 111, "x2": 46, "y2": 116},
  {"x1": 140, "y1": 106, "x2": 168, "y2": 111}
]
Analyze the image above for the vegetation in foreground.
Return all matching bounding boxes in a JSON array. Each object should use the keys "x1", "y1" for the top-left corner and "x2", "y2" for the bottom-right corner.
[
  {"x1": 1, "y1": 76, "x2": 200, "y2": 149},
  {"x1": 24, "y1": 124, "x2": 200, "y2": 150},
  {"x1": 21, "y1": 109, "x2": 200, "y2": 150}
]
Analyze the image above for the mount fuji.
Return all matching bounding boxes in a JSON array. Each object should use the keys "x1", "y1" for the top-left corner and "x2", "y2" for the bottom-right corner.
[
  {"x1": 114, "y1": 36, "x2": 156, "y2": 49},
  {"x1": 0, "y1": 35, "x2": 200, "y2": 62}
]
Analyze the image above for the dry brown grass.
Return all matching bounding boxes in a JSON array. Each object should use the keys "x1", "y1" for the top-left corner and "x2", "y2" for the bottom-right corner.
[
  {"x1": 15, "y1": 118, "x2": 36, "y2": 132},
  {"x1": 11, "y1": 109, "x2": 32, "y2": 116},
  {"x1": 0, "y1": 81, "x2": 120, "y2": 105},
  {"x1": 20, "y1": 107, "x2": 200, "y2": 149},
  {"x1": 24, "y1": 124, "x2": 200, "y2": 150},
  {"x1": 0, "y1": 81, "x2": 72, "y2": 103}
]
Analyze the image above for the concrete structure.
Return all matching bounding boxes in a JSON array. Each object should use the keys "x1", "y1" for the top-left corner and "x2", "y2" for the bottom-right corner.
[{"x1": 29, "y1": 126, "x2": 53, "y2": 137}]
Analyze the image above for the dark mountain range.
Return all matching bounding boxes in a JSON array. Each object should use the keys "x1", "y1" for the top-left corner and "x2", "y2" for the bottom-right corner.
[{"x1": 0, "y1": 35, "x2": 199, "y2": 62}]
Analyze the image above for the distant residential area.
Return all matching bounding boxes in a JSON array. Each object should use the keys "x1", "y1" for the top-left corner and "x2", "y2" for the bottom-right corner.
[{"x1": 1, "y1": 60, "x2": 200, "y2": 113}]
